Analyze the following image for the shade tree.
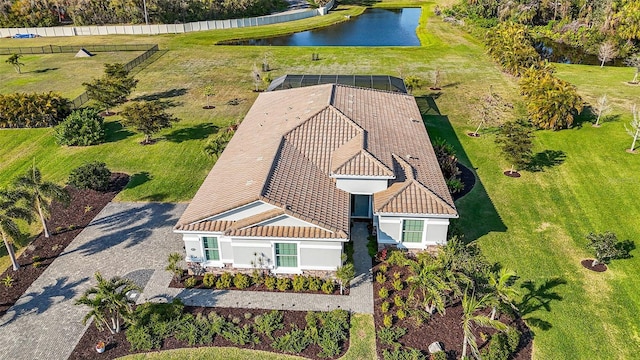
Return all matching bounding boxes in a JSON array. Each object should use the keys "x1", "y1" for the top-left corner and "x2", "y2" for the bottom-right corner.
[
  {"x1": 120, "y1": 100, "x2": 179, "y2": 144},
  {"x1": 495, "y1": 120, "x2": 534, "y2": 174},
  {"x1": 83, "y1": 63, "x2": 138, "y2": 115}
]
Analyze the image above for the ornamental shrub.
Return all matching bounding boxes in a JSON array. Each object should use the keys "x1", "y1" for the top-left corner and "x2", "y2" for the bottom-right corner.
[
  {"x1": 321, "y1": 280, "x2": 335, "y2": 294},
  {"x1": 292, "y1": 274, "x2": 307, "y2": 292},
  {"x1": 216, "y1": 272, "x2": 233, "y2": 289},
  {"x1": 383, "y1": 314, "x2": 393, "y2": 328},
  {"x1": 308, "y1": 276, "x2": 322, "y2": 291},
  {"x1": 233, "y1": 273, "x2": 250, "y2": 289},
  {"x1": 271, "y1": 326, "x2": 312, "y2": 354},
  {"x1": 253, "y1": 310, "x2": 283, "y2": 340},
  {"x1": 203, "y1": 273, "x2": 216, "y2": 288},
  {"x1": 264, "y1": 275, "x2": 277, "y2": 290},
  {"x1": 393, "y1": 295, "x2": 404, "y2": 308},
  {"x1": 0, "y1": 92, "x2": 71, "y2": 128},
  {"x1": 67, "y1": 161, "x2": 111, "y2": 191},
  {"x1": 54, "y1": 108, "x2": 104, "y2": 146},
  {"x1": 381, "y1": 301, "x2": 391, "y2": 313},
  {"x1": 392, "y1": 279, "x2": 404, "y2": 291},
  {"x1": 378, "y1": 287, "x2": 389, "y2": 299},
  {"x1": 376, "y1": 272, "x2": 387, "y2": 284},
  {"x1": 184, "y1": 276, "x2": 197, "y2": 288},
  {"x1": 276, "y1": 277, "x2": 291, "y2": 291}
]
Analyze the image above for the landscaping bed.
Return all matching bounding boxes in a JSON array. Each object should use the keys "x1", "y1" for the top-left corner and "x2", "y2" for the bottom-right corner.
[
  {"x1": 0, "y1": 173, "x2": 129, "y2": 317},
  {"x1": 169, "y1": 271, "x2": 348, "y2": 296},
  {"x1": 69, "y1": 304, "x2": 350, "y2": 360},
  {"x1": 372, "y1": 253, "x2": 532, "y2": 360}
]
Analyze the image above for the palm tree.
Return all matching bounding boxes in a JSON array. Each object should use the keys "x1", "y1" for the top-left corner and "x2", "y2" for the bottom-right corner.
[
  {"x1": 0, "y1": 189, "x2": 34, "y2": 270},
  {"x1": 13, "y1": 164, "x2": 69, "y2": 238},
  {"x1": 407, "y1": 260, "x2": 452, "y2": 315},
  {"x1": 461, "y1": 290, "x2": 509, "y2": 359},
  {"x1": 488, "y1": 268, "x2": 519, "y2": 320},
  {"x1": 75, "y1": 272, "x2": 140, "y2": 334}
]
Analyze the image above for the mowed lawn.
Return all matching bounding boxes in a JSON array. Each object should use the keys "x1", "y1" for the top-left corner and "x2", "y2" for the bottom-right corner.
[{"x1": 0, "y1": 0, "x2": 639, "y2": 359}]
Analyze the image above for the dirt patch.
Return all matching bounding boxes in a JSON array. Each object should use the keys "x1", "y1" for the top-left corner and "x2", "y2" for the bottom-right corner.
[
  {"x1": 503, "y1": 170, "x2": 521, "y2": 178},
  {"x1": 581, "y1": 259, "x2": 607, "y2": 272},
  {"x1": 0, "y1": 173, "x2": 129, "y2": 317},
  {"x1": 372, "y1": 262, "x2": 532, "y2": 359},
  {"x1": 69, "y1": 306, "x2": 349, "y2": 360}
]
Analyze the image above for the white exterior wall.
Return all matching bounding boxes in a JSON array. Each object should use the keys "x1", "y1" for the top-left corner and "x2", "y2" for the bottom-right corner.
[
  {"x1": 376, "y1": 215, "x2": 450, "y2": 249},
  {"x1": 335, "y1": 177, "x2": 389, "y2": 194}
]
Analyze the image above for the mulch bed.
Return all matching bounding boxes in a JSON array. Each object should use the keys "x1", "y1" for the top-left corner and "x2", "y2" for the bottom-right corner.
[
  {"x1": 581, "y1": 259, "x2": 607, "y2": 272},
  {"x1": 372, "y1": 262, "x2": 532, "y2": 360},
  {"x1": 503, "y1": 170, "x2": 521, "y2": 178},
  {"x1": 0, "y1": 173, "x2": 129, "y2": 317},
  {"x1": 452, "y1": 163, "x2": 476, "y2": 201},
  {"x1": 69, "y1": 306, "x2": 349, "y2": 360},
  {"x1": 467, "y1": 132, "x2": 481, "y2": 137},
  {"x1": 169, "y1": 273, "x2": 348, "y2": 296}
]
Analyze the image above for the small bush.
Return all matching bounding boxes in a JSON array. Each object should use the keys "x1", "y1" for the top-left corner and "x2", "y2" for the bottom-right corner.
[
  {"x1": 321, "y1": 280, "x2": 335, "y2": 294},
  {"x1": 392, "y1": 279, "x2": 404, "y2": 291},
  {"x1": 308, "y1": 276, "x2": 322, "y2": 291},
  {"x1": 222, "y1": 323, "x2": 260, "y2": 346},
  {"x1": 393, "y1": 295, "x2": 404, "y2": 308},
  {"x1": 367, "y1": 235, "x2": 378, "y2": 257},
  {"x1": 378, "y1": 326, "x2": 407, "y2": 346},
  {"x1": 292, "y1": 274, "x2": 307, "y2": 292},
  {"x1": 203, "y1": 273, "x2": 216, "y2": 288},
  {"x1": 251, "y1": 269, "x2": 263, "y2": 285},
  {"x1": 54, "y1": 108, "x2": 105, "y2": 146},
  {"x1": 2, "y1": 275, "x2": 14, "y2": 288},
  {"x1": 264, "y1": 275, "x2": 277, "y2": 290},
  {"x1": 184, "y1": 276, "x2": 197, "y2": 288},
  {"x1": 393, "y1": 272, "x2": 401, "y2": 280},
  {"x1": 381, "y1": 301, "x2": 391, "y2": 313},
  {"x1": 67, "y1": 161, "x2": 111, "y2": 191},
  {"x1": 233, "y1": 273, "x2": 250, "y2": 289},
  {"x1": 382, "y1": 348, "x2": 427, "y2": 360},
  {"x1": 276, "y1": 277, "x2": 291, "y2": 291},
  {"x1": 386, "y1": 250, "x2": 407, "y2": 266},
  {"x1": 431, "y1": 351, "x2": 447, "y2": 360},
  {"x1": 378, "y1": 264, "x2": 388, "y2": 273},
  {"x1": 216, "y1": 272, "x2": 233, "y2": 289},
  {"x1": 244, "y1": 312, "x2": 253, "y2": 320},
  {"x1": 376, "y1": 272, "x2": 387, "y2": 284},
  {"x1": 378, "y1": 287, "x2": 389, "y2": 299},
  {"x1": 383, "y1": 314, "x2": 393, "y2": 328},
  {"x1": 482, "y1": 327, "x2": 521, "y2": 360},
  {"x1": 271, "y1": 326, "x2": 312, "y2": 354},
  {"x1": 396, "y1": 308, "x2": 406, "y2": 320},
  {"x1": 254, "y1": 310, "x2": 284, "y2": 340}
]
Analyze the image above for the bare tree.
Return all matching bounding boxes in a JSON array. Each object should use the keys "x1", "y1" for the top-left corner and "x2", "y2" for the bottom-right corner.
[
  {"x1": 625, "y1": 104, "x2": 639, "y2": 153},
  {"x1": 471, "y1": 86, "x2": 511, "y2": 137},
  {"x1": 598, "y1": 41, "x2": 618, "y2": 68},
  {"x1": 251, "y1": 64, "x2": 261, "y2": 92},
  {"x1": 593, "y1": 94, "x2": 611, "y2": 127},
  {"x1": 624, "y1": 53, "x2": 640, "y2": 84}
]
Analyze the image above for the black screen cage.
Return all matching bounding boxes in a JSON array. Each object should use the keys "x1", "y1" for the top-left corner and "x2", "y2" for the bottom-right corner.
[{"x1": 266, "y1": 74, "x2": 407, "y2": 93}]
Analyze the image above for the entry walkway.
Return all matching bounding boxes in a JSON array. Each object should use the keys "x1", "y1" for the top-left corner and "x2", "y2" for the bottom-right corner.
[{"x1": 141, "y1": 222, "x2": 374, "y2": 314}]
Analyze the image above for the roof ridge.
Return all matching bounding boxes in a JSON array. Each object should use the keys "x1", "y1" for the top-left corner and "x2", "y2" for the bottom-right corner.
[{"x1": 375, "y1": 181, "x2": 413, "y2": 211}]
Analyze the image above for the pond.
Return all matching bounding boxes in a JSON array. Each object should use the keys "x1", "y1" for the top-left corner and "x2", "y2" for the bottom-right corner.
[
  {"x1": 226, "y1": 8, "x2": 421, "y2": 46},
  {"x1": 534, "y1": 38, "x2": 626, "y2": 67}
]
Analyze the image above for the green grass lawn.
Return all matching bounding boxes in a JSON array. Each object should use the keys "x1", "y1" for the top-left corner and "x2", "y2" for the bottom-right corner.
[{"x1": 1, "y1": 0, "x2": 639, "y2": 358}]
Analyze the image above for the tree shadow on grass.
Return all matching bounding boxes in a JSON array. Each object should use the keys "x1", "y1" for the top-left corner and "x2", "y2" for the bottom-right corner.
[
  {"x1": 126, "y1": 171, "x2": 152, "y2": 190},
  {"x1": 165, "y1": 123, "x2": 218, "y2": 143},
  {"x1": 132, "y1": 88, "x2": 188, "y2": 102},
  {"x1": 31, "y1": 67, "x2": 59, "y2": 74},
  {"x1": 104, "y1": 121, "x2": 135, "y2": 143},
  {"x1": 416, "y1": 96, "x2": 507, "y2": 243},
  {"x1": 526, "y1": 150, "x2": 566, "y2": 172},
  {"x1": 0, "y1": 276, "x2": 88, "y2": 327},
  {"x1": 517, "y1": 277, "x2": 567, "y2": 331}
]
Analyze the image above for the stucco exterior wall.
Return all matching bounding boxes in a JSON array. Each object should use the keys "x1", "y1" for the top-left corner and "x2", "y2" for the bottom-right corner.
[
  {"x1": 335, "y1": 178, "x2": 389, "y2": 194},
  {"x1": 375, "y1": 215, "x2": 450, "y2": 249}
]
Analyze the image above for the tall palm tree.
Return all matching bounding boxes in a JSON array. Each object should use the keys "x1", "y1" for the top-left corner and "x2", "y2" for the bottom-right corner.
[
  {"x1": 461, "y1": 290, "x2": 509, "y2": 359},
  {"x1": 0, "y1": 189, "x2": 34, "y2": 270},
  {"x1": 13, "y1": 164, "x2": 69, "y2": 238},
  {"x1": 488, "y1": 268, "x2": 520, "y2": 320},
  {"x1": 75, "y1": 272, "x2": 141, "y2": 334}
]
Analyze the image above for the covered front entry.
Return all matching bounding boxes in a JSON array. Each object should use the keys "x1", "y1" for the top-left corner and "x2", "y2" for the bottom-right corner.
[{"x1": 351, "y1": 194, "x2": 372, "y2": 219}]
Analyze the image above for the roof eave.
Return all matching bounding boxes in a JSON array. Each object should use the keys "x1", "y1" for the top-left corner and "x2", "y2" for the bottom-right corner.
[{"x1": 375, "y1": 212, "x2": 459, "y2": 219}]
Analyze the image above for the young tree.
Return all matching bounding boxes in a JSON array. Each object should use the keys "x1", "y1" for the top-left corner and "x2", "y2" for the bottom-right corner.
[
  {"x1": 13, "y1": 164, "x2": 69, "y2": 238},
  {"x1": 624, "y1": 53, "x2": 640, "y2": 84},
  {"x1": 120, "y1": 101, "x2": 179, "y2": 144},
  {"x1": 165, "y1": 252, "x2": 184, "y2": 281},
  {"x1": 461, "y1": 290, "x2": 508, "y2": 359},
  {"x1": 252, "y1": 64, "x2": 261, "y2": 92},
  {"x1": 598, "y1": 41, "x2": 619, "y2": 67},
  {"x1": 407, "y1": 261, "x2": 452, "y2": 315},
  {"x1": 626, "y1": 104, "x2": 639, "y2": 153},
  {"x1": 203, "y1": 85, "x2": 215, "y2": 109},
  {"x1": 5, "y1": 54, "x2": 24, "y2": 74},
  {"x1": 471, "y1": 87, "x2": 511, "y2": 136},
  {"x1": 495, "y1": 120, "x2": 534, "y2": 174},
  {"x1": 336, "y1": 263, "x2": 355, "y2": 295},
  {"x1": 75, "y1": 272, "x2": 140, "y2": 334},
  {"x1": 404, "y1": 75, "x2": 423, "y2": 95},
  {"x1": 83, "y1": 63, "x2": 138, "y2": 115},
  {"x1": 586, "y1": 232, "x2": 630, "y2": 267},
  {"x1": 0, "y1": 189, "x2": 34, "y2": 271},
  {"x1": 593, "y1": 94, "x2": 611, "y2": 127},
  {"x1": 487, "y1": 268, "x2": 519, "y2": 320}
]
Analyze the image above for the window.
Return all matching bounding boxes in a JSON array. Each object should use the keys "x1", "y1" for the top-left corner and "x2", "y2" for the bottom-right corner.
[
  {"x1": 275, "y1": 243, "x2": 297, "y2": 267},
  {"x1": 402, "y1": 220, "x2": 424, "y2": 243},
  {"x1": 203, "y1": 237, "x2": 220, "y2": 261}
]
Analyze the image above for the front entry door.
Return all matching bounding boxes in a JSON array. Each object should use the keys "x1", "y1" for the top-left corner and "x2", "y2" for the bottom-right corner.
[{"x1": 351, "y1": 194, "x2": 371, "y2": 218}]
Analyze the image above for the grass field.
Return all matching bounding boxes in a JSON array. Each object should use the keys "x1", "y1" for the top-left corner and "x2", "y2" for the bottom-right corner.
[{"x1": 1, "y1": 0, "x2": 639, "y2": 359}]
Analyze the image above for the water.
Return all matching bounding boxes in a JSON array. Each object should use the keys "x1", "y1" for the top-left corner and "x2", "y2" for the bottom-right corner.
[
  {"x1": 226, "y1": 8, "x2": 421, "y2": 46},
  {"x1": 534, "y1": 38, "x2": 626, "y2": 67}
]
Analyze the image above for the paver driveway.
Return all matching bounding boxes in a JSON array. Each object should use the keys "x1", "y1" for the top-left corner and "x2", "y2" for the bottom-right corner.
[{"x1": 0, "y1": 202, "x2": 186, "y2": 360}]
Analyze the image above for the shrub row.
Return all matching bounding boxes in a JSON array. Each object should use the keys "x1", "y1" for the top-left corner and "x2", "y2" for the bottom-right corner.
[
  {"x1": 126, "y1": 300, "x2": 349, "y2": 358},
  {"x1": 0, "y1": 92, "x2": 71, "y2": 128},
  {"x1": 187, "y1": 271, "x2": 338, "y2": 294}
]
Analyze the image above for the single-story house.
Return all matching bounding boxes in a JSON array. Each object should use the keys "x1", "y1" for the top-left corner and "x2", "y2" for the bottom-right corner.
[{"x1": 174, "y1": 81, "x2": 458, "y2": 274}]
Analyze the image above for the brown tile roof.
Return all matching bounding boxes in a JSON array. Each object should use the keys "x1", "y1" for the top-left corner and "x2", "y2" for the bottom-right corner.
[
  {"x1": 176, "y1": 83, "x2": 457, "y2": 237},
  {"x1": 177, "y1": 220, "x2": 234, "y2": 232},
  {"x1": 228, "y1": 226, "x2": 344, "y2": 239}
]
